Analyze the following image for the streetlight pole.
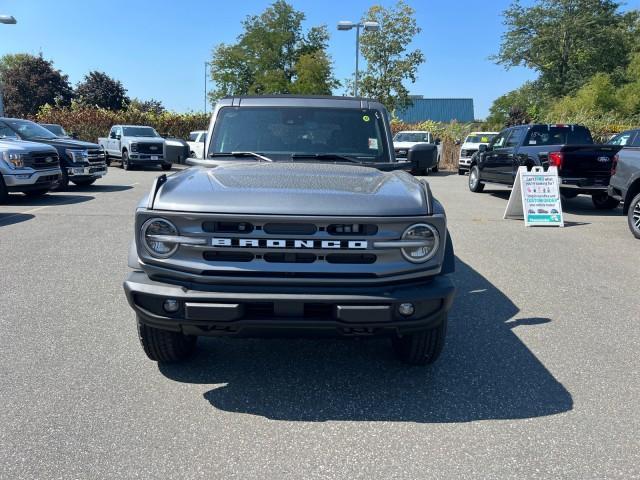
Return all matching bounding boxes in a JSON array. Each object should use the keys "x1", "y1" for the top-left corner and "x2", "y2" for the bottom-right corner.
[
  {"x1": 337, "y1": 20, "x2": 380, "y2": 97},
  {"x1": 0, "y1": 15, "x2": 17, "y2": 117}
]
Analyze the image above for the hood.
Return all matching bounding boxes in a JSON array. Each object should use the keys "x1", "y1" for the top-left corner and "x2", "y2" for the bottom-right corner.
[
  {"x1": 0, "y1": 138, "x2": 58, "y2": 154},
  {"x1": 393, "y1": 141, "x2": 427, "y2": 149},
  {"x1": 152, "y1": 163, "x2": 429, "y2": 216},
  {"x1": 34, "y1": 138, "x2": 100, "y2": 150},
  {"x1": 462, "y1": 142, "x2": 489, "y2": 149}
]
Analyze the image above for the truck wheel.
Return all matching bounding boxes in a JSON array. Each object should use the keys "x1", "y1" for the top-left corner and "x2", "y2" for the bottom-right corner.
[
  {"x1": 561, "y1": 190, "x2": 578, "y2": 199},
  {"x1": 0, "y1": 177, "x2": 9, "y2": 204},
  {"x1": 432, "y1": 157, "x2": 439, "y2": 173},
  {"x1": 161, "y1": 163, "x2": 172, "y2": 171},
  {"x1": 627, "y1": 192, "x2": 640, "y2": 239},
  {"x1": 137, "y1": 319, "x2": 197, "y2": 362},
  {"x1": 392, "y1": 316, "x2": 447, "y2": 366},
  {"x1": 72, "y1": 179, "x2": 96, "y2": 187},
  {"x1": 458, "y1": 168, "x2": 465, "y2": 175},
  {"x1": 122, "y1": 151, "x2": 131, "y2": 170},
  {"x1": 51, "y1": 170, "x2": 69, "y2": 191},
  {"x1": 23, "y1": 188, "x2": 49, "y2": 197},
  {"x1": 105, "y1": 154, "x2": 111, "y2": 167},
  {"x1": 592, "y1": 192, "x2": 620, "y2": 210},
  {"x1": 468, "y1": 166, "x2": 484, "y2": 192}
]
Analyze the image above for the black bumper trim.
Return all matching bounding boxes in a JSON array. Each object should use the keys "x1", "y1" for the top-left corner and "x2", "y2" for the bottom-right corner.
[{"x1": 123, "y1": 271, "x2": 456, "y2": 337}]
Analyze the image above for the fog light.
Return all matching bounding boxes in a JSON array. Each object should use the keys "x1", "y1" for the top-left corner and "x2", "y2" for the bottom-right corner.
[
  {"x1": 398, "y1": 303, "x2": 415, "y2": 316},
  {"x1": 163, "y1": 299, "x2": 180, "y2": 313}
]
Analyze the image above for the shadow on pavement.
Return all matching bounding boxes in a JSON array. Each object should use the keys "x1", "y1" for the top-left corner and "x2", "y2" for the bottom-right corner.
[
  {"x1": 2, "y1": 194, "x2": 93, "y2": 207},
  {"x1": 561, "y1": 195, "x2": 623, "y2": 217},
  {"x1": 68, "y1": 184, "x2": 133, "y2": 193},
  {"x1": 159, "y1": 258, "x2": 573, "y2": 422},
  {"x1": 0, "y1": 213, "x2": 35, "y2": 227}
]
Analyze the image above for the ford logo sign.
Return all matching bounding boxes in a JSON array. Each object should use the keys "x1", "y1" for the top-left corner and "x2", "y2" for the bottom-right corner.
[
  {"x1": 45, "y1": 157, "x2": 53, "y2": 163},
  {"x1": 150, "y1": 146, "x2": 158, "y2": 151},
  {"x1": 597, "y1": 156, "x2": 610, "y2": 163}
]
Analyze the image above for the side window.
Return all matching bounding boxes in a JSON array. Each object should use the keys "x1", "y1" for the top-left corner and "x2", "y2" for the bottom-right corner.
[
  {"x1": 628, "y1": 131, "x2": 640, "y2": 147},
  {"x1": 199, "y1": 133, "x2": 206, "y2": 143},
  {"x1": 0, "y1": 123, "x2": 18, "y2": 139},
  {"x1": 188, "y1": 132, "x2": 198, "y2": 141},
  {"x1": 506, "y1": 128, "x2": 525, "y2": 148},
  {"x1": 609, "y1": 131, "x2": 634, "y2": 146},
  {"x1": 116, "y1": 127, "x2": 122, "y2": 137},
  {"x1": 491, "y1": 131, "x2": 508, "y2": 148}
]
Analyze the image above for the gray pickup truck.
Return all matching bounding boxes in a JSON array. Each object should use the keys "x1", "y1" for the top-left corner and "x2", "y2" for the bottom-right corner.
[
  {"x1": 99, "y1": 125, "x2": 171, "y2": 171},
  {"x1": 607, "y1": 129, "x2": 640, "y2": 238},
  {"x1": 124, "y1": 95, "x2": 456, "y2": 366}
]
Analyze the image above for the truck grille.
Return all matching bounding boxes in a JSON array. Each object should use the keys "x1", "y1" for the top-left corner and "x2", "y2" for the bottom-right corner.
[
  {"x1": 87, "y1": 149, "x2": 105, "y2": 164},
  {"x1": 460, "y1": 148, "x2": 477, "y2": 158},
  {"x1": 137, "y1": 143, "x2": 164, "y2": 155},
  {"x1": 28, "y1": 152, "x2": 60, "y2": 170}
]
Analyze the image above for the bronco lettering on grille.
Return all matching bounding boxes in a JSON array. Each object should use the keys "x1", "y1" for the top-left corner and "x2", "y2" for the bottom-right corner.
[{"x1": 211, "y1": 238, "x2": 368, "y2": 249}]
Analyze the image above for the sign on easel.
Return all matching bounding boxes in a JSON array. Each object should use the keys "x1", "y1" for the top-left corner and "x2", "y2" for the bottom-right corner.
[{"x1": 504, "y1": 166, "x2": 564, "y2": 227}]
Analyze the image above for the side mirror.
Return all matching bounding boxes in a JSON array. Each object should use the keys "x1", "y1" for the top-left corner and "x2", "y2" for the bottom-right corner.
[
  {"x1": 478, "y1": 144, "x2": 488, "y2": 152},
  {"x1": 70, "y1": 132, "x2": 78, "y2": 139},
  {"x1": 434, "y1": 138, "x2": 441, "y2": 145},
  {"x1": 406, "y1": 143, "x2": 437, "y2": 173},
  {"x1": 109, "y1": 132, "x2": 115, "y2": 139},
  {"x1": 454, "y1": 139, "x2": 461, "y2": 146}
]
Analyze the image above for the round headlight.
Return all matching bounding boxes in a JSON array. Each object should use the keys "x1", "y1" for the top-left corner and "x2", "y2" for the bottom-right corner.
[
  {"x1": 401, "y1": 223, "x2": 439, "y2": 263},
  {"x1": 141, "y1": 218, "x2": 179, "y2": 258}
]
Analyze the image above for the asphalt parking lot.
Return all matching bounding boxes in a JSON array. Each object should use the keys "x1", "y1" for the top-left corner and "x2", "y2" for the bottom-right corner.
[{"x1": 1, "y1": 165, "x2": 638, "y2": 479}]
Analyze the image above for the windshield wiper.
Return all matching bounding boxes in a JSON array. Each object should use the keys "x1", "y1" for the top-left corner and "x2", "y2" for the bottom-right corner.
[
  {"x1": 208, "y1": 151, "x2": 273, "y2": 162},
  {"x1": 290, "y1": 153, "x2": 364, "y2": 164}
]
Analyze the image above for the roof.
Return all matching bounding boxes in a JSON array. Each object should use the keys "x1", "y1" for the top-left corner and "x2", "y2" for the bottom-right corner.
[
  {"x1": 396, "y1": 98, "x2": 475, "y2": 123},
  {"x1": 219, "y1": 95, "x2": 386, "y2": 110}
]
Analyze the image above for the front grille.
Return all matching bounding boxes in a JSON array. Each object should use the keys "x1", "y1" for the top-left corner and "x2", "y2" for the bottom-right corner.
[
  {"x1": 461, "y1": 148, "x2": 477, "y2": 158},
  {"x1": 28, "y1": 152, "x2": 60, "y2": 170},
  {"x1": 87, "y1": 149, "x2": 105, "y2": 164},
  {"x1": 202, "y1": 270, "x2": 378, "y2": 279},
  {"x1": 137, "y1": 143, "x2": 164, "y2": 155},
  {"x1": 395, "y1": 148, "x2": 408, "y2": 158}
]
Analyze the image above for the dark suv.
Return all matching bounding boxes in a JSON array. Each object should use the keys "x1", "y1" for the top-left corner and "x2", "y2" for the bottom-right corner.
[{"x1": 607, "y1": 129, "x2": 640, "y2": 238}]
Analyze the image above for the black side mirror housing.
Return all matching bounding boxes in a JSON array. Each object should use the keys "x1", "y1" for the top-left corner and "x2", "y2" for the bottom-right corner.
[
  {"x1": 70, "y1": 132, "x2": 78, "y2": 139},
  {"x1": 407, "y1": 143, "x2": 437, "y2": 172},
  {"x1": 434, "y1": 138, "x2": 441, "y2": 145},
  {"x1": 116, "y1": 134, "x2": 121, "y2": 140},
  {"x1": 478, "y1": 144, "x2": 488, "y2": 152},
  {"x1": 454, "y1": 139, "x2": 461, "y2": 146}
]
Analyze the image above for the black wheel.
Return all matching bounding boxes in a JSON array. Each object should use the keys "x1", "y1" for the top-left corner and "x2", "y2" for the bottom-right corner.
[
  {"x1": 627, "y1": 192, "x2": 640, "y2": 239},
  {"x1": 468, "y1": 165, "x2": 484, "y2": 192},
  {"x1": 458, "y1": 168, "x2": 465, "y2": 175},
  {"x1": 51, "y1": 170, "x2": 69, "y2": 191},
  {"x1": 105, "y1": 154, "x2": 111, "y2": 167},
  {"x1": 23, "y1": 188, "x2": 49, "y2": 197},
  {"x1": 122, "y1": 150, "x2": 131, "y2": 170},
  {"x1": 432, "y1": 157, "x2": 439, "y2": 173},
  {"x1": 137, "y1": 318, "x2": 197, "y2": 362},
  {"x1": 592, "y1": 192, "x2": 620, "y2": 210},
  {"x1": 561, "y1": 190, "x2": 579, "y2": 199},
  {"x1": 161, "y1": 163, "x2": 172, "y2": 171},
  {"x1": 189, "y1": 151, "x2": 195, "y2": 158},
  {"x1": 0, "y1": 177, "x2": 9, "y2": 204},
  {"x1": 72, "y1": 178, "x2": 96, "y2": 187},
  {"x1": 392, "y1": 317, "x2": 448, "y2": 365}
]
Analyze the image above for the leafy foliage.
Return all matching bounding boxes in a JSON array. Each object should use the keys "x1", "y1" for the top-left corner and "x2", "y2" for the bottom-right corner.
[
  {"x1": 208, "y1": 0, "x2": 338, "y2": 100},
  {"x1": 75, "y1": 71, "x2": 129, "y2": 110},
  {"x1": 0, "y1": 53, "x2": 73, "y2": 117},
  {"x1": 358, "y1": 1, "x2": 425, "y2": 112},
  {"x1": 128, "y1": 98, "x2": 166, "y2": 115}
]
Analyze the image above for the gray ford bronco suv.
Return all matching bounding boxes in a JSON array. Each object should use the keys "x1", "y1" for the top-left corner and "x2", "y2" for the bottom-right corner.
[{"x1": 124, "y1": 96, "x2": 456, "y2": 365}]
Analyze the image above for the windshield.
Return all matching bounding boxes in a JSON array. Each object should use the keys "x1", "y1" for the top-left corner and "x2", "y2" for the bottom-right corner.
[
  {"x1": 42, "y1": 124, "x2": 67, "y2": 136},
  {"x1": 4, "y1": 119, "x2": 58, "y2": 140},
  {"x1": 394, "y1": 132, "x2": 430, "y2": 143},
  {"x1": 210, "y1": 107, "x2": 389, "y2": 161},
  {"x1": 608, "y1": 131, "x2": 635, "y2": 146},
  {"x1": 123, "y1": 126, "x2": 160, "y2": 137},
  {"x1": 524, "y1": 126, "x2": 593, "y2": 146},
  {"x1": 465, "y1": 134, "x2": 496, "y2": 144}
]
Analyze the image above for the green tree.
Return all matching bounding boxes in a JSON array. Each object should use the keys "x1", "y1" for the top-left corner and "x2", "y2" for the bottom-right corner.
[
  {"x1": 357, "y1": 1, "x2": 425, "y2": 112},
  {"x1": 493, "y1": 0, "x2": 639, "y2": 97},
  {"x1": 128, "y1": 98, "x2": 166, "y2": 115},
  {"x1": 486, "y1": 81, "x2": 548, "y2": 127},
  {"x1": 208, "y1": 0, "x2": 337, "y2": 101},
  {"x1": 76, "y1": 71, "x2": 129, "y2": 110},
  {"x1": 0, "y1": 53, "x2": 73, "y2": 117}
]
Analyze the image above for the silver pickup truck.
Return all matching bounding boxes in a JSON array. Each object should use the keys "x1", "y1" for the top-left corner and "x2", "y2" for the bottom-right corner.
[
  {"x1": 124, "y1": 95, "x2": 456, "y2": 366},
  {"x1": 0, "y1": 138, "x2": 61, "y2": 202},
  {"x1": 99, "y1": 125, "x2": 171, "y2": 171}
]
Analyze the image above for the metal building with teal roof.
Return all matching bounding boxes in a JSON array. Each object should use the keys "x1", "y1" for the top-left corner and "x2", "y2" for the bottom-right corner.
[{"x1": 396, "y1": 96, "x2": 475, "y2": 123}]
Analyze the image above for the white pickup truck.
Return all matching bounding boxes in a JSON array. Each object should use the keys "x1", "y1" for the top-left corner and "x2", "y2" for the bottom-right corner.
[
  {"x1": 187, "y1": 130, "x2": 206, "y2": 159},
  {"x1": 98, "y1": 125, "x2": 171, "y2": 171}
]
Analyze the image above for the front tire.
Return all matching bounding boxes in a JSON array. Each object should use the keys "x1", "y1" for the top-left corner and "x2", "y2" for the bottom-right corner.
[
  {"x1": 122, "y1": 150, "x2": 131, "y2": 170},
  {"x1": 137, "y1": 319, "x2": 197, "y2": 362},
  {"x1": 51, "y1": 170, "x2": 69, "y2": 191},
  {"x1": 72, "y1": 178, "x2": 96, "y2": 187},
  {"x1": 592, "y1": 192, "x2": 620, "y2": 210},
  {"x1": 392, "y1": 317, "x2": 448, "y2": 365},
  {"x1": 432, "y1": 157, "x2": 439, "y2": 173},
  {"x1": 468, "y1": 165, "x2": 484, "y2": 192},
  {"x1": 627, "y1": 192, "x2": 640, "y2": 239},
  {"x1": 23, "y1": 188, "x2": 49, "y2": 197},
  {"x1": 0, "y1": 178, "x2": 9, "y2": 203}
]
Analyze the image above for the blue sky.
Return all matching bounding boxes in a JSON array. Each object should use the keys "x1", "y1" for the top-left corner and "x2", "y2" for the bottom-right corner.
[{"x1": 1, "y1": 0, "x2": 550, "y2": 118}]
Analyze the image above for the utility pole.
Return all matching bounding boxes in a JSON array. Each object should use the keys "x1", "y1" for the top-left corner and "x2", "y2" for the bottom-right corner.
[{"x1": 0, "y1": 15, "x2": 18, "y2": 116}]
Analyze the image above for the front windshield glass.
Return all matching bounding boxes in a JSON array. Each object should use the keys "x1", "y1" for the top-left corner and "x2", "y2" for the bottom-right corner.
[
  {"x1": 394, "y1": 132, "x2": 430, "y2": 142},
  {"x1": 5, "y1": 119, "x2": 58, "y2": 140},
  {"x1": 123, "y1": 127, "x2": 159, "y2": 137},
  {"x1": 210, "y1": 107, "x2": 388, "y2": 161},
  {"x1": 42, "y1": 124, "x2": 66, "y2": 136},
  {"x1": 465, "y1": 134, "x2": 496, "y2": 144}
]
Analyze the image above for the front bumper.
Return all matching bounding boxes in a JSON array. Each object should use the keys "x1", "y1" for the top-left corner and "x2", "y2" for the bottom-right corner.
[
  {"x1": 3, "y1": 168, "x2": 62, "y2": 191},
  {"x1": 458, "y1": 158, "x2": 472, "y2": 170},
  {"x1": 67, "y1": 164, "x2": 108, "y2": 178},
  {"x1": 123, "y1": 271, "x2": 456, "y2": 337},
  {"x1": 129, "y1": 154, "x2": 167, "y2": 163}
]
